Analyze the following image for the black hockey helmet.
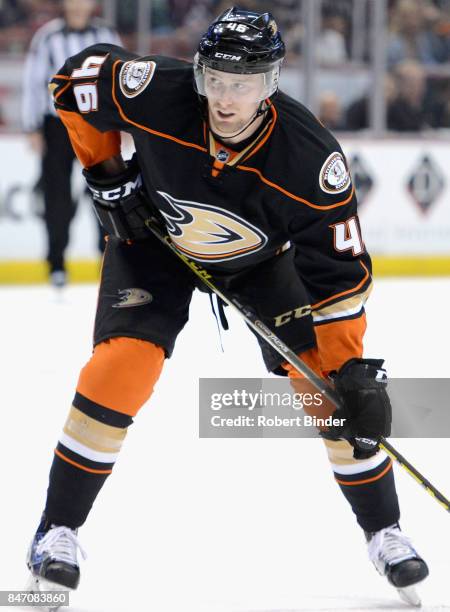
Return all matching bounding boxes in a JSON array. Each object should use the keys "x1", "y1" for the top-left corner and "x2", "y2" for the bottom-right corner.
[{"x1": 194, "y1": 6, "x2": 285, "y2": 100}]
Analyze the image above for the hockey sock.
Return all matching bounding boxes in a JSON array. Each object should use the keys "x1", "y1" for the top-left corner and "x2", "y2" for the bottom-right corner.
[
  {"x1": 45, "y1": 393, "x2": 131, "y2": 527},
  {"x1": 325, "y1": 439, "x2": 400, "y2": 532},
  {"x1": 283, "y1": 345, "x2": 399, "y2": 532},
  {"x1": 44, "y1": 337, "x2": 165, "y2": 528}
]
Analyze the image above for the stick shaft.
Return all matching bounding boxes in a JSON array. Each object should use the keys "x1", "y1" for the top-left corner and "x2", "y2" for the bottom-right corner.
[
  {"x1": 145, "y1": 218, "x2": 450, "y2": 512},
  {"x1": 380, "y1": 440, "x2": 450, "y2": 511}
]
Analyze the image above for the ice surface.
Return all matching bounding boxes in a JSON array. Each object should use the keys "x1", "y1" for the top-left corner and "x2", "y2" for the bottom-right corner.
[{"x1": 1, "y1": 279, "x2": 449, "y2": 611}]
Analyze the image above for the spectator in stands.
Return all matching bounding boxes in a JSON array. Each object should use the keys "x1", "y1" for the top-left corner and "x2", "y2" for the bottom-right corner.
[
  {"x1": 429, "y1": 2, "x2": 450, "y2": 62},
  {"x1": 168, "y1": 0, "x2": 208, "y2": 28},
  {"x1": 21, "y1": 0, "x2": 120, "y2": 287},
  {"x1": 318, "y1": 91, "x2": 345, "y2": 130},
  {"x1": 425, "y1": 76, "x2": 450, "y2": 126},
  {"x1": 345, "y1": 75, "x2": 397, "y2": 130},
  {"x1": 436, "y1": 79, "x2": 450, "y2": 126},
  {"x1": 0, "y1": 0, "x2": 27, "y2": 27},
  {"x1": 387, "y1": 60, "x2": 431, "y2": 130},
  {"x1": 170, "y1": 0, "x2": 215, "y2": 56},
  {"x1": 387, "y1": 0, "x2": 445, "y2": 66},
  {"x1": 272, "y1": 0, "x2": 303, "y2": 58},
  {"x1": 117, "y1": 0, "x2": 170, "y2": 37},
  {"x1": 316, "y1": 6, "x2": 349, "y2": 65},
  {"x1": 272, "y1": 0, "x2": 300, "y2": 27}
]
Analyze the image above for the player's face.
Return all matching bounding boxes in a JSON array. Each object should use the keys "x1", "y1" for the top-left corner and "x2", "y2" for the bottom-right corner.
[{"x1": 205, "y1": 68, "x2": 264, "y2": 137}]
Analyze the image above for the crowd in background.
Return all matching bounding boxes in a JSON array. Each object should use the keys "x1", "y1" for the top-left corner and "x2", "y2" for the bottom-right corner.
[{"x1": 2, "y1": 0, "x2": 450, "y2": 131}]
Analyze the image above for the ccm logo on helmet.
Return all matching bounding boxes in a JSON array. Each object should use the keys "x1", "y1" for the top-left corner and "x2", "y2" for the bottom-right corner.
[{"x1": 214, "y1": 52, "x2": 242, "y2": 61}]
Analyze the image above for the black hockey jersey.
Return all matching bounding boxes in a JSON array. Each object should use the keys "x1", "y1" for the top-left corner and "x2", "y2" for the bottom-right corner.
[{"x1": 51, "y1": 44, "x2": 373, "y2": 371}]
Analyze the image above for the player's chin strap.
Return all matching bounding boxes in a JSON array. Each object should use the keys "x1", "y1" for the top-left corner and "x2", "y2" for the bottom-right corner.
[{"x1": 209, "y1": 99, "x2": 271, "y2": 141}]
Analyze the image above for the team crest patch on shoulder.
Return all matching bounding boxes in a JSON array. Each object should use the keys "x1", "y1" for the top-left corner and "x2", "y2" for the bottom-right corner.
[
  {"x1": 319, "y1": 152, "x2": 351, "y2": 194},
  {"x1": 119, "y1": 60, "x2": 156, "y2": 98}
]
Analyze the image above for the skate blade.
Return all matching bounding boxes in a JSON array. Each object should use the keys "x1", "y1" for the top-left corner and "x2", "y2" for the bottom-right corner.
[
  {"x1": 397, "y1": 585, "x2": 422, "y2": 607},
  {"x1": 24, "y1": 574, "x2": 70, "y2": 611}
]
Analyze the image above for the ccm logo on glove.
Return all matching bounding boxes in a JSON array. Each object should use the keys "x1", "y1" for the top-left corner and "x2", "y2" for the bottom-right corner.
[{"x1": 88, "y1": 174, "x2": 143, "y2": 202}]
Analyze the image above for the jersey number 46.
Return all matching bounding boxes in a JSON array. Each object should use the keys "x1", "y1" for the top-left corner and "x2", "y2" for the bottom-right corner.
[{"x1": 71, "y1": 55, "x2": 107, "y2": 113}]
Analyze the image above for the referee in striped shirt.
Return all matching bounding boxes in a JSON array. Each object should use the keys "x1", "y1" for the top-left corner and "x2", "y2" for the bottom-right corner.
[{"x1": 22, "y1": 0, "x2": 121, "y2": 287}]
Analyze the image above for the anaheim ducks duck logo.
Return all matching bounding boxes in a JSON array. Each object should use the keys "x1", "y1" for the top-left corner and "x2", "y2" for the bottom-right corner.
[{"x1": 156, "y1": 191, "x2": 268, "y2": 262}]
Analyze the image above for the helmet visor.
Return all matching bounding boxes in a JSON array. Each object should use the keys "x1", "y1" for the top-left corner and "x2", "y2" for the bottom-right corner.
[{"x1": 194, "y1": 58, "x2": 280, "y2": 103}]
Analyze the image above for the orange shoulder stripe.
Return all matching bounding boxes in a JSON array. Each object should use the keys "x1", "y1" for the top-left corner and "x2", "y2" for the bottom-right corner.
[
  {"x1": 236, "y1": 164, "x2": 355, "y2": 210},
  {"x1": 111, "y1": 60, "x2": 208, "y2": 154}
]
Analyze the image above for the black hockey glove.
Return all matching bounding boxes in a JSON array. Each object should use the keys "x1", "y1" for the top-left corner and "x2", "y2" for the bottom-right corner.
[
  {"x1": 327, "y1": 358, "x2": 392, "y2": 459},
  {"x1": 83, "y1": 156, "x2": 157, "y2": 241}
]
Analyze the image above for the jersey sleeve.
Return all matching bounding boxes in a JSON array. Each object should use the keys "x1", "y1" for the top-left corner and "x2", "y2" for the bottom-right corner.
[
  {"x1": 50, "y1": 43, "x2": 137, "y2": 167},
  {"x1": 287, "y1": 148, "x2": 372, "y2": 373}
]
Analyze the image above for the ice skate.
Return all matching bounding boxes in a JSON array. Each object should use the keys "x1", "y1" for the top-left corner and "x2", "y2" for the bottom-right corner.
[
  {"x1": 366, "y1": 523, "x2": 428, "y2": 606},
  {"x1": 26, "y1": 516, "x2": 86, "y2": 609},
  {"x1": 49, "y1": 270, "x2": 67, "y2": 289}
]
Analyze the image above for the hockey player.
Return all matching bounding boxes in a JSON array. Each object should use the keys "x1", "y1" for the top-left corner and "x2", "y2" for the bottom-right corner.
[{"x1": 27, "y1": 7, "x2": 428, "y2": 606}]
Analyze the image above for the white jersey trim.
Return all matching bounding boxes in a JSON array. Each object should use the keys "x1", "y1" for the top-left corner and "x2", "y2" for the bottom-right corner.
[{"x1": 312, "y1": 300, "x2": 364, "y2": 323}]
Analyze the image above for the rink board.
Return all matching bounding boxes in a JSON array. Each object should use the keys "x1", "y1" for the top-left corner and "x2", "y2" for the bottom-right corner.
[{"x1": 0, "y1": 135, "x2": 449, "y2": 282}]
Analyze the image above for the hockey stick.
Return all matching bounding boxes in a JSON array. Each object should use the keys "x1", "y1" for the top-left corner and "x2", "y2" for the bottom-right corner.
[{"x1": 144, "y1": 216, "x2": 450, "y2": 513}]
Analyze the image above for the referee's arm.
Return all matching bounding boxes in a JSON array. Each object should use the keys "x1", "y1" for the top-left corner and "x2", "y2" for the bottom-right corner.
[{"x1": 21, "y1": 30, "x2": 52, "y2": 153}]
